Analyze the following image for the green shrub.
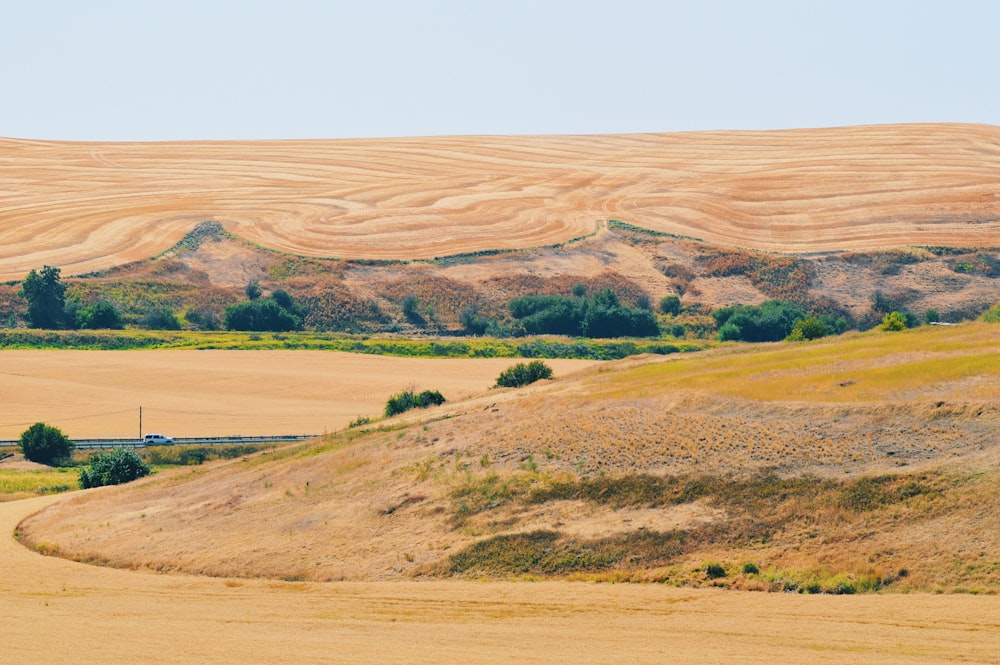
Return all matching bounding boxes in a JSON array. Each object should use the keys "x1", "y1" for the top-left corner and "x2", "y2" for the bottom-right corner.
[
  {"x1": 508, "y1": 289, "x2": 660, "y2": 338},
  {"x1": 495, "y1": 360, "x2": 554, "y2": 388},
  {"x1": 19, "y1": 423, "x2": 74, "y2": 466},
  {"x1": 879, "y1": 311, "x2": 908, "y2": 331},
  {"x1": 659, "y1": 295, "x2": 681, "y2": 316},
  {"x1": 74, "y1": 300, "x2": 124, "y2": 329},
  {"x1": 78, "y1": 447, "x2": 151, "y2": 489},
  {"x1": 704, "y1": 562, "x2": 727, "y2": 579},
  {"x1": 713, "y1": 300, "x2": 806, "y2": 342},
  {"x1": 785, "y1": 316, "x2": 830, "y2": 341},
  {"x1": 981, "y1": 302, "x2": 1000, "y2": 323},
  {"x1": 742, "y1": 562, "x2": 760, "y2": 575},
  {"x1": 225, "y1": 296, "x2": 301, "y2": 332},
  {"x1": 384, "y1": 388, "x2": 446, "y2": 417},
  {"x1": 142, "y1": 307, "x2": 182, "y2": 330}
]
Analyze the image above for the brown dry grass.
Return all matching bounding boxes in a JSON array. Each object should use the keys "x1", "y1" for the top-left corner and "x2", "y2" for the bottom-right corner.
[
  {"x1": 5, "y1": 495, "x2": 1000, "y2": 664},
  {"x1": 2, "y1": 123, "x2": 998, "y2": 281},
  {"x1": 0, "y1": 350, "x2": 599, "y2": 438}
]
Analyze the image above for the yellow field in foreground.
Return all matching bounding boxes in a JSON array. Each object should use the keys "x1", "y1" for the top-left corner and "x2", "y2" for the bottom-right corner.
[
  {"x1": 2, "y1": 123, "x2": 999, "y2": 280},
  {"x1": 4, "y1": 495, "x2": 999, "y2": 665},
  {"x1": 0, "y1": 351, "x2": 599, "y2": 438}
]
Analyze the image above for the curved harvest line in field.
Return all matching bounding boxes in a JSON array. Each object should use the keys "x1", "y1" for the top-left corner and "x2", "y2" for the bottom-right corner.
[{"x1": 1, "y1": 123, "x2": 998, "y2": 280}]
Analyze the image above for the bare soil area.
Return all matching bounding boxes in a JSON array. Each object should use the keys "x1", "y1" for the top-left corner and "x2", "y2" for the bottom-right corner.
[{"x1": 2, "y1": 124, "x2": 998, "y2": 281}]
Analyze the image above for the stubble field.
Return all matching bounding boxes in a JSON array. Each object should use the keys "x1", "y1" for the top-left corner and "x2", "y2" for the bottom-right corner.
[
  {"x1": 5, "y1": 495, "x2": 999, "y2": 665},
  {"x1": 0, "y1": 350, "x2": 600, "y2": 438},
  {"x1": 2, "y1": 123, "x2": 999, "y2": 281}
]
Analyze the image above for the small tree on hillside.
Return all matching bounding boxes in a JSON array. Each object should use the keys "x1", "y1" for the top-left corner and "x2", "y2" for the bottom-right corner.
[{"x1": 19, "y1": 422, "x2": 74, "y2": 466}]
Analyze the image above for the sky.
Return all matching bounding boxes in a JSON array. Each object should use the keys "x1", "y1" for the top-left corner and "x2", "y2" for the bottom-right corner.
[{"x1": 2, "y1": 0, "x2": 998, "y2": 141}]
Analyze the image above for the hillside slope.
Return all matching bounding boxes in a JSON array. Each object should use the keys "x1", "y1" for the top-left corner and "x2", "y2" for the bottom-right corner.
[
  {"x1": 21, "y1": 323, "x2": 1000, "y2": 592},
  {"x1": 2, "y1": 123, "x2": 998, "y2": 281}
]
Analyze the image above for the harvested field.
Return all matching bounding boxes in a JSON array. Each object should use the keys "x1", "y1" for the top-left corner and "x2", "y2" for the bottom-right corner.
[
  {"x1": 2, "y1": 123, "x2": 999, "y2": 281},
  {"x1": 0, "y1": 350, "x2": 599, "y2": 438},
  {"x1": 4, "y1": 495, "x2": 999, "y2": 665}
]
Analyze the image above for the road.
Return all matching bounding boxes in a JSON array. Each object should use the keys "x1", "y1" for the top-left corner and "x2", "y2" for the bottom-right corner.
[{"x1": 0, "y1": 434, "x2": 317, "y2": 449}]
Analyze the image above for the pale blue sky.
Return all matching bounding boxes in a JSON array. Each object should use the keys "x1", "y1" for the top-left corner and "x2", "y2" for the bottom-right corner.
[{"x1": 2, "y1": 0, "x2": 998, "y2": 141}]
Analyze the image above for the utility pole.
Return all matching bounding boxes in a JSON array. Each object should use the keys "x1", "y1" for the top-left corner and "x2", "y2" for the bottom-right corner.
[{"x1": 139, "y1": 406, "x2": 142, "y2": 442}]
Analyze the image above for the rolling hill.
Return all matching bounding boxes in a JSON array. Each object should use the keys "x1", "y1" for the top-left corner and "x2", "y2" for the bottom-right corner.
[
  {"x1": 2, "y1": 123, "x2": 998, "y2": 282},
  {"x1": 7, "y1": 123, "x2": 1000, "y2": 594},
  {"x1": 18, "y1": 323, "x2": 1000, "y2": 592}
]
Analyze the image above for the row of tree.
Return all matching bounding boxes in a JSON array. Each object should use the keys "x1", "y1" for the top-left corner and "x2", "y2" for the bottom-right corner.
[
  {"x1": 15, "y1": 265, "x2": 933, "y2": 341},
  {"x1": 20, "y1": 266, "x2": 124, "y2": 330}
]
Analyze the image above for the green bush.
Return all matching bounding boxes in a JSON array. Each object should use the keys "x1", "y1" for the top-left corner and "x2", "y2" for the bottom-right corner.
[
  {"x1": 508, "y1": 289, "x2": 660, "y2": 338},
  {"x1": 704, "y1": 562, "x2": 727, "y2": 579},
  {"x1": 713, "y1": 300, "x2": 806, "y2": 342},
  {"x1": 659, "y1": 295, "x2": 681, "y2": 316},
  {"x1": 983, "y1": 302, "x2": 1000, "y2": 323},
  {"x1": 879, "y1": 311, "x2": 908, "y2": 331},
  {"x1": 384, "y1": 388, "x2": 446, "y2": 417},
  {"x1": 224, "y1": 296, "x2": 301, "y2": 332},
  {"x1": 785, "y1": 316, "x2": 830, "y2": 341},
  {"x1": 78, "y1": 447, "x2": 152, "y2": 489},
  {"x1": 19, "y1": 422, "x2": 74, "y2": 466},
  {"x1": 495, "y1": 360, "x2": 554, "y2": 388},
  {"x1": 142, "y1": 307, "x2": 182, "y2": 330},
  {"x1": 74, "y1": 300, "x2": 124, "y2": 329}
]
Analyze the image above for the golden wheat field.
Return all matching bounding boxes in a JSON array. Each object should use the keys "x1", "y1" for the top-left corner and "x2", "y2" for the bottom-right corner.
[
  {"x1": 2, "y1": 123, "x2": 999, "y2": 281},
  {"x1": 0, "y1": 350, "x2": 600, "y2": 438},
  {"x1": 5, "y1": 495, "x2": 999, "y2": 665}
]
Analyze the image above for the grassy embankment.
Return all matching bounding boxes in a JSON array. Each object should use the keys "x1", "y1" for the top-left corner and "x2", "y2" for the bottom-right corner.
[
  {"x1": 0, "y1": 328, "x2": 701, "y2": 359},
  {"x1": 0, "y1": 468, "x2": 76, "y2": 502}
]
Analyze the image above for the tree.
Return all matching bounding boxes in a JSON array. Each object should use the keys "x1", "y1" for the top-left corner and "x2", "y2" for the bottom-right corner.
[
  {"x1": 20, "y1": 266, "x2": 67, "y2": 329},
  {"x1": 19, "y1": 422, "x2": 74, "y2": 466},
  {"x1": 459, "y1": 304, "x2": 490, "y2": 335},
  {"x1": 245, "y1": 280, "x2": 262, "y2": 300},
  {"x1": 659, "y1": 295, "x2": 682, "y2": 316},
  {"x1": 401, "y1": 294, "x2": 423, "y2": 324},
  {"x1": 79, "y1": 447, "x2": 151, "y2": 489}
]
